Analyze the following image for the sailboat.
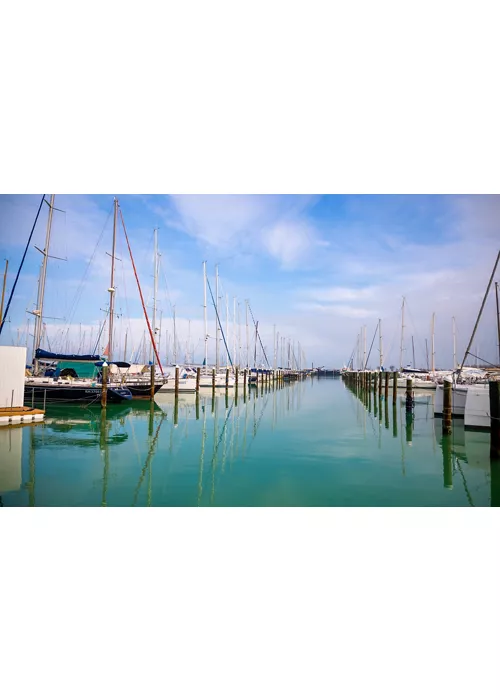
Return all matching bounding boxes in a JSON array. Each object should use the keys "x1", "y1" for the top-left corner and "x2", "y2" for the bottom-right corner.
[
  {"x1": 24, "y1": 196, "x2": 133, "y2": 405},
  {"x1": 434, "y1": 249, "x2": 500, "y2": 425}
]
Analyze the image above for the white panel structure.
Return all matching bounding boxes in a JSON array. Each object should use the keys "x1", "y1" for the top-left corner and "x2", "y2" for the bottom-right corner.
[{"x1": 0, "y1": 346, "x2": 27, "y2": 408}]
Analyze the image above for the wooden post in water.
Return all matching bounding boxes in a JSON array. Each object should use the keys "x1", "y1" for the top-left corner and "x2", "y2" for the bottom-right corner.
[
  {"x1": 175, "y1": 366, "x2": 179, "y2": 398},
  {"x1": 235, "y1": 367, "x2": 239, "y2": 392},
  {"x1": 384, "y1": 371, "x2": 389, "y2": 400},
  {"x1": 443, "y1": 435, "x2": 453, "y2": 489},
  {"x1": 392, "y1": 371, "x2": 397, "y2": 405},
  {"x1": 195, "y1": 394, "x2": 200, "y2": 420},
  {"x1": 373, "y1": 372, "x2": 378, "y2": 395},
  {"x1": 442, "y1": 379, "x2": 452, "y2": 436},
  {"x1": 150, "y1": 364, "x2": 155, "y2": 400},
  {"x1": 225, "y1": 368, "x2": 229, "y2": 391},
  {"x1": 405, "y1": 378, "x2": 412, "y2": 412},
  {"x1": 378, "y1": 371, "x2": 382, "y2": 397},
  {"x1": 196, "y1": 367, "x2": 200, "y2": 393},
  {"x1": 212, "y1": 367, "x2": 216, "y2": 394},
  {"x1": 489, "y1": 381, "x2": 500, "y2": 458},
  {"x1": 101, "y1": 364, "x2": 108, "y2": 408},
  {"x1": 174, "y1": 396, "x2": 179, "y2": 426}
]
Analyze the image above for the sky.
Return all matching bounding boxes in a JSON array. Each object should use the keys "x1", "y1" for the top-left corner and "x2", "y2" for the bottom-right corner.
[{"x1": 0, "y1": 194, "x2": 499, "y2": 369}]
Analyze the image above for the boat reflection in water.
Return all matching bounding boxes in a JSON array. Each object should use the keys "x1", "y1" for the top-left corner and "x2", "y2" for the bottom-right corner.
[{"x1": 1, "y1": 378, "x2": 498, "y2": 507}]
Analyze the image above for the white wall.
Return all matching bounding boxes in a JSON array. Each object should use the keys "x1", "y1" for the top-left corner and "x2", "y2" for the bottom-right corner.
[{"x1": 0, "y1": 346, "x2": 27, "y2": 408}]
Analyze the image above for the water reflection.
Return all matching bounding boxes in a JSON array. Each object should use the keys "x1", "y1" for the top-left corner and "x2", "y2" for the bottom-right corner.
[{"x1": 0, "y1": 378, "x2": 496, "y2": 506}]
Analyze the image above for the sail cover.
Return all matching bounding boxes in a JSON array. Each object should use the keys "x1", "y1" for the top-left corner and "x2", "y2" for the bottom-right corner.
[{"x1": 35, "y1": 348, "x2": 101, "y2": 362}]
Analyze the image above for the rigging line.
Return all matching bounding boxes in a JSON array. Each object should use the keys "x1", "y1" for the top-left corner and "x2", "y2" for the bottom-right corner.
[
  {"x1": 405, "y1": 302, "x2": 427, "y2": 367},
  {"x1": 465, "y1": 352, "x2": 497, "y2": 368},
  {"x1": 364, "y1": 321, "x2": 379, "y2": 370},
  {"x1": 0, "y1": 194, "x2": 45, "y2": 338},
  {"x1": 119, "y1": 208, "x2": 163, "y2": 374},
  {"x1": 206, "y1": 276, "x2": 233, "y2": 368},
  {"x1": 247, "y1": 302, "x2": 271, "y2": 368},
  {"x1": 131, "y1": 413, "x2": 168, "y2": 506},
  {"x1": 64, "y1": 203, "x2": 113, "y2": 331}
]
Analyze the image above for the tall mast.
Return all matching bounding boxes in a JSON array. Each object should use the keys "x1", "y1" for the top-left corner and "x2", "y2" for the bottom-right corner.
[
  {"x1": 245, "y1": 300, "x2": 250, "y2": 368},
  {"x1": 452, "y1": 316, "x2": 457, "y2": 369},
  {"x1": 215, "y1": 264, "x2": 220, "y2": 371},
  {"x1": 108, "y1": 197, "x2": 118, "y2": 362},
  {"x1": 203, "y1": 261, "x2": 208, "y2": 367},
  {"x1": 173, "y1": 305, "x2": 177, "y2": 364},
  {"x1": 379, "y1": 318, "x2": 383, "y2": 369},
  {"x1": 459, "y1": 249, "x2": 500, "y2": 374},
  {"x1": 124, "y1": 329, "x2": 128, "y2": 363},
  {"x1": 233, "y1": 297, "x2": 237, "y2": 368},
  {"x1": 399, "y1": 297, "x2": 405, "y2": 369},
  {"x1": 431, "y1": 312, "x2": 436, "y2": 373},
  {"x1": 495, "y1": 282, "x2": 500, "y2": 366},
  {"x1": 33, "y1": 194, "x2": 55, "y2": 372},
  {"x1": 273, "y1": 325, "x2": 277, "y2": 370},
  {"x1": 151, "y1": 227, "x2": 158, "y2": 364},
  {"x1": 0, "y1": 259, "x2": 8, "y2": 327},
  {"x1": 363, "y1": 325, "x2": 367, "y2": 370},
  {"x1": 225, "y1": 294, "x2": 229, "y2": 367}
]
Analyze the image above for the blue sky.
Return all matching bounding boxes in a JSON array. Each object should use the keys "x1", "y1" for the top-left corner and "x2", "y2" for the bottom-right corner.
[{"x1": 0, "y1": 194, "x2": 499, "y2": 368}]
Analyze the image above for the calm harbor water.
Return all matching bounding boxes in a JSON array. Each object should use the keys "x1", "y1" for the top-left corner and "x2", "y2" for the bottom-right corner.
[{"x1": 1, "y1": 378, "x2": 498, "y2": 506}]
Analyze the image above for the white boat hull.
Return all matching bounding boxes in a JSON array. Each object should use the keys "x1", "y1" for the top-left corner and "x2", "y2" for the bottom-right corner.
[
  {"x1": 158, "y1": 378, "x2": 197, "y2": 393},
  {"x1": 434, "y1": 384, "x2": 468, "y2": 416},
  {"x1": 464, "y1": 384, "x2": 490, "y2": 429}
]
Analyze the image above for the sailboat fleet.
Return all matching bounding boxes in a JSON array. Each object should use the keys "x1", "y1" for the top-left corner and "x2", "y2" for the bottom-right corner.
[
  {"x1": 5, "y1": 195, "x2": 308, "y2": 407},
  {"x1": 343, "y1": 251, "x2": 500, "y2": 430}
]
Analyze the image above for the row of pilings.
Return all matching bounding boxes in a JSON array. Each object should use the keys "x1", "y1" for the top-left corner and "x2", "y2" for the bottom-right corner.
[{"x1": 342, "y1": 370, "x2": 500, "y2": 459}]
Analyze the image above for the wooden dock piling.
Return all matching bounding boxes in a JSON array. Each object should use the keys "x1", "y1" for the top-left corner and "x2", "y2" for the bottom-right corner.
[
  {"x1": 392, "y1": 371, "x2": 397, "y2": 405},
  {"x1": 196, "y1": 367, "x2": 200, "y2": 393},
  {"x1": 384, "y1": 371, "x2": 389, "y2": 400},
  {"x1": 225, "y1": 368, "x2": 229, "y2": 391},
  {"x1": 150, "y1": 364, "x2": 155, "y2": 400},
  {"x1": 175, "y1": 366, "x2": 180, "y2": 398},
  {"x1": 212, "y1": 368, "x2": 216, "y2": 394},
  {"x1": 101, "y1": 364, "x2": 108, "y2": 408},
  {"x1": 442, "y1": 379, "x2": 452, "y2": 436},
  {"x1": 405, "y1": 378, "x2": 413, "y2": 412}
]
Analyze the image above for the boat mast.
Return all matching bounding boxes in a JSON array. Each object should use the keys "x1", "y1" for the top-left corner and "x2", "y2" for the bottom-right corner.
[
  {"x1": 0, "y1": 259, "x2": 8, "y2": 327},
  {"x1": 378, "y1": 318, "x2": 383, "y2": 369},
  {"x1": 399, "y1": 297, "x2": 405, "y2": 370},
  {"x1": 203, "y1": 261, "x2": 208, "y2": 367},
  {"x1": 363, "y1": 325, "x2": 367, "y2": 370},
  {"x1": 33, "y1": 194, "x2": 55, "y2": 372},
  {"x1": 245, "y1": 299, "x2": 250, "y2": 369},
  {"x1": 108, "y1": 197, "x2": 118, "y2": 362},
  {"x1": 495, "y1": 281, "x2": 500, "y2": 366},
  {"x1": 459, "y1": 249, "x2": 500, "y2": 374},
  {"x1": 225, "y1": 293, "x2": 229, "y2": 367},
  {"x1": 151, "y1": 227, "x2": 158, "y2": 364},
  {"x1": 431, "y1": 312, "x2": 436, "y2": 373},
  {"x1": 233, "y1": 296, "x2": 237, "y2": 368},
  {"x1": 215, "y1": 264, "x2": 220, "y2": 371},
  {"x1": 273, "y1": 324, "x2": 277, "y2": 370},
  {"x1": 173, "y1": 305, "x2": 177, "y2": 364},
  {"x1": 452, "y1": 316, "x2": 457, "y2": 369}
]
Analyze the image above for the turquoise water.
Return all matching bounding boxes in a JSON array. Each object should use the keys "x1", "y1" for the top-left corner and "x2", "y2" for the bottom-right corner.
[{"x1": 1, "y1": 378, "x2": 498, "y2": 506}]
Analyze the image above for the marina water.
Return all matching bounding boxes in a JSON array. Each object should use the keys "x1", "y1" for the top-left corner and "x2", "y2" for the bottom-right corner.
[{"x1": 1, "y1": 377, "x2": 498, "y2": 507}]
